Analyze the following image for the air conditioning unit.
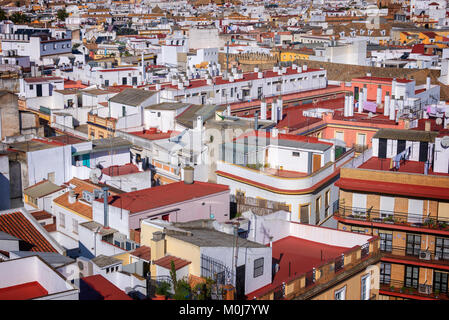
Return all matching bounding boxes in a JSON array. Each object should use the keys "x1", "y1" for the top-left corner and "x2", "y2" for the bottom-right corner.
[
  {"x1": 418, "y1": 284, "x2": 431, "y2": 295},
  {"x1": 77, "y1": 257, "x2": 93, "y2": 278},
  {"x1": 419, "y1": 250, "x2": 431, "y2": 260}
]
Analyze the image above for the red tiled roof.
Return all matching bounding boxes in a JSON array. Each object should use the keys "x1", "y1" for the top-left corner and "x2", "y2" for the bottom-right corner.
[
  {"x1": 411, "y1": 44, "x2": 425, "y2": 54},
  {"x1": 248, "y1": 236, "x2": 349, "y2": 298},
  {"x1": 153, "y1": 255, "x2": 191, "y2": 270},
  {"x1": 130, "y1": 245, "x2": 151, "y2": 261},
  {"x1": 0, "y1": 211, "x2": 57, "y2": 253},
  {"x1": 100, "y1": 181, "x2": 229, "y2": 213},
  {"x1": 30, "y1": 210, "x2": 53, "y2": 221},
  {"x1": 336, "y1": 177, "x2": 449, "y2": 201},
  {"x1": 24, "y1": 77, "x2": 63, "y2": 83},
  {"x1": 129, "y1": 129, "x2": 181, "y2": 141},
  {"x1": 352, "y1": 76, "x2": 412, "y2": 83},
  {"x1": 0, "y1": 282, "x2": 48, "y2": 300},
  {"x1": 102, "y1": 163, "x2": 140, "y2": 177},
  {"x1": 82, "y1": 275, "x2": 132, "y2": 300},
  {"x1": 234, "y1": 130, "x2": 333, "y2": 146}
]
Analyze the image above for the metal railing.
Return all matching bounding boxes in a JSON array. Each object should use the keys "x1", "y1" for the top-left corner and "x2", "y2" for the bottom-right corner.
[
  {"x1": 200, "y1": 254, "x2": 234, "y2": 286},
  {"x1": 336, "y1": 204, "x2": 449, "y2": 231},
  {"x1": 381, "y1": 245, "x2": 449, "y2": 262},
  {"x1": 380, "y1": 279, "x2": 447, "y2": 299}
]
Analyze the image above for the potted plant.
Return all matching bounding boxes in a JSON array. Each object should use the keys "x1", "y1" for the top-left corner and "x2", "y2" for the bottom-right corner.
[
  {"x1": 390, "y1": 285, "x2": 395, "y2": 292},
  {"x1": 173, "y1": 279, "x2": 192, "y2": 300},
  {"x1": 400, "y1": 286, "x2": 406, "y2": 293},
  {"x1": 155, "y1": 281, "x2": 171, "y2": 299}
]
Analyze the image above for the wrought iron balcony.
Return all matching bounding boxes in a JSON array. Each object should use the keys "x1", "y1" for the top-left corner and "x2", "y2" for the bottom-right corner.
[
  {"x1": 380, "y1": 279, "x2": 448, "y2": 300},
  {"x1": 335, "y1": 204, "x2": 449, "y2": 233}
]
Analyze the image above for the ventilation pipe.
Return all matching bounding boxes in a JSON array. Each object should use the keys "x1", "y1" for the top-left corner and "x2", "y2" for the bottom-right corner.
[
  {"x1": 389, "y1": 95, "x2": 396, "y2": 121},
  {"x1": 102, "y1": 186, "x2": 109, "y2": 228},
  {"x1": 260, "y1": 99, "x2": 267, "y2": 120},
  {"x1": 183, "y1": 166, "x2": 194, "y2": 184},
  {"x1": 391, "y1": 78, "x2": 397, "y2": 97},
  {"x1": 376, "y1": 85, "x2": 382, "y2": 105},
  {"x1": 271, "y1": 100, "x2": 277, "y2": 122},
  {"x1": 278, "y1": 97, "x2": 283, "y2": 121},
  {"x1": 384, "y1": 92, "x2": 390, "y2": 116},
  {"x1": 426, "y1": 76, "x2": 431, "y2": 90}
]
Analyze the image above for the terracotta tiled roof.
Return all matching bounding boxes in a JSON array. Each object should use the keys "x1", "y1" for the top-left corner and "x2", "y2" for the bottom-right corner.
[
  {"x1": 30, "y1": 210, "x2": 53, "y2": 221},
  {"x1": 82, "y1": 275, "x2": 132, "y2": 300},
  {"x1": 102, "y1": 163, "x2": 140, "y2": 177},
  {"x1": 130, "y1": 245, "x2": 151, "y2": 261},
  {"x1": 0, "y1": 212, "x2": 57, "y2": 253},
  {"x1": 102, "y1": 181, "x2": 229, "y2": 213},
  {"x1": 153, "y1": 255, "x2": 191, "y2": 270}
]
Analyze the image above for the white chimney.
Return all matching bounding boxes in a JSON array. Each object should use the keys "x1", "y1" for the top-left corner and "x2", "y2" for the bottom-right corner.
[
  {"x1": 155, "y1": 83, "x2": 161, "y2": 91},
  {"x1": 206, "y1": 77, "x2": 213, "y2": 85},
  {"x1": 184, "y1": 80, "x2": 190, "y2": 87},
  {"x1": 271, "y1": 100, "x2": 278, "y2": 122},
  {"x1": 384, "y1": 92, "x2": 390, "y2": 116},
  {"x1": 344, "y1": 95, "x2": 349, "y2": 117},
  {"x1": 376, "y1": 85, "x2": 382, "y2": 105},
  {"x1": 358, "y1": 90, "x2": 364, "y2": 113},
  {"x1": 292, "y1": 63, "x2": 297, "y2": 70},
  {"x1": 178, "y1": 82, "x2": 184, "y2": 90},
  {"x1": 348, "y1": 94, "x2": 354, "y2": 117},
  {"x1": 278, "y1": 97, "x2": 283, "y2": 120},
  {"x1": 302, "y1": 64, "x2": 308, "y2": 72},
  {"x1": 273, "y1": 65, "x2": 279, "y2": 73},
  {"x1": 229, "y1": 75, "x2": 234, "y2": 82},
  {"x1": 68, "y1": 188, "x2": 76, "y2": 204},
  {"x1": 254, "y1": 66, "x2": 259, "y2": 73},
  {"x1": 260, "y1": 100, "x2": 267, "y2": 120},
  {"x1": 258, "y1": 71, "x2": 263, "y2": 79},
  {"x1": 389, "y1": 95, "x2": 396, "y2": 121},
  {"x1": 272, "y1": 127, "x2": 279, "y2": 138},
  {"x1": 426, "y1": 76, "x2": 431, "y2": 90},
  {"x1": 363, "y1": 85, "x2": 368, "y2": 102},
  {"x1": 391, "y1": 78, "x2": 397, "y2": 97}
]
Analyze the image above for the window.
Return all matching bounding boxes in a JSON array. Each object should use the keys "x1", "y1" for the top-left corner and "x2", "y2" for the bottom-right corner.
[
  {"x1": 433, "y1": 271, "x2": 448, "y2": 293},
  {"x1": 106, "y1": 268, "x2": 110, "y2": 273},
  {"x1": 73, "y1": 219, "x2": 78, "y2": 234},
  {"x1": 406, "y1": 234, "x2": 421, "y2": 256},
  {"x1": 29, "y1": 85, "x2": 33, "y2": 90},
  {"x1": 315, "y1": 197, "x2": 321, "y2": 224},
  {"x1": 325, "y1": 190, "x2": 330, "y2": 217},
  {"x1": 379, "y1": 232, "x2": 393, "y2": 252},
  {"x1": 157, "y1": 112, "x2": 161, "y2": 117},
  {"x1": 351, "y1": 226, "x2": 366, "y2": 233},
  {"x1": 292, "y1": 151, "x2": 300, "y2": 157},
  {"x1": 47, "y1": 172, "x2": 55, "y2": 183},
  {"x1": 380, "y1": 262, "x2": 391, "y2": 285},
  {"x1": 404, "y1": 265, "x2": 419, "y2": 289},
  {"x1": 361, "y1": 274, "x2": 370, "y2": 300},
  {"x1": 334, "y1": 286, "x2": 346, "y2": 300},
  {"x1": 59, "y1": 213, "x2": 65, "y2": 228},
  {"x1": 104, "y1": 80, "x2": 109, "y2": 87},
  {"x1": 435, "y1": 237, "x2": 449, "y2": 260},
  {"x1": 253, "y1": 258, "x2": 264, "y2": 278},
  {"x1": 300, "y1": 204, "x2": 309, "y2": 224},
  {"x1": 122, "y1": 106, "x2": 126, "y2": 117}
]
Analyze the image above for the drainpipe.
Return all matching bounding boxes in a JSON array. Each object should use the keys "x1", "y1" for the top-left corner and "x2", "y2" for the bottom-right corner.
[{"x1": 103, "y1": 186, "x2": 109, "y2": 228}]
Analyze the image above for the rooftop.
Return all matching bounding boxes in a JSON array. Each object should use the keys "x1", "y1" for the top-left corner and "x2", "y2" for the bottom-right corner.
[
  {"x1": 91, "y1": 254, "x2": 122, "y2": 268},
  {"x1": 23, "y1": 179, "x2": 64, "y2": 199},
  {"x1": 102, "y1": 181, "x2": 229, "y2": 213},
  {"x1": 128, "y1": 129, "x2": 180, "y2": 141},
  {"x1": 109, "y1": 88, "x2": 157, "y2": 106},
  {"x1": 0, "y1": 281, "x2": 48, "y2": 300},
  {"x1": 81, "y1": 275, "x2": 132, "y2": 300},
  {"x1": 144, "y1": 102, "x2": 192, "y2": 111},
  {"x1": 130, "y1": 245, "x2": 151, "y2": 261},
  {"x1": 153, "y1": 255, "x2": 191, "y2": 270},
  {"x1": 373, "y1": 128, "x2": 439, "y2": 142},
  {"x1": 0, "y1": 211, "x2": 57, "y2": 253},
  {"x1": 102, "y1": 163, "x2": 140, "y2": 177}
]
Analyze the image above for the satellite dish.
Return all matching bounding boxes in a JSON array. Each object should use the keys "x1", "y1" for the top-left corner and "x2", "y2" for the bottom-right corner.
[
  {"x1": 436, "y1": 117, "x2": 443, "y2": 125},
  {"x1": 441, "y1": 136, "x2": 449, "y2": 149}
]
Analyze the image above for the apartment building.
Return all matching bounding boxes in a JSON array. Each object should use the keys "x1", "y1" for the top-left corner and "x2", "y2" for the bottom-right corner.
[
  {"x1": 216, "y1": 129, "x2": 356, "y2": 226},
  {"x1": 334, "y1": 135, "x2": 449, "y2": 300}
]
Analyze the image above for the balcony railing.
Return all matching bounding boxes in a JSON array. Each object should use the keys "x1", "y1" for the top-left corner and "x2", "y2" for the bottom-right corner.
[
  {"x1": 380, "y1": 279, "x2": 448, "y2": 300},
  {"x1": 267, "y1": 239, "x2": 380, "y2": 300},
  {"x1": 335, "y1": 204, "x2": 449, "y2": 232},
  {"x1": 381, "y1": 245, "x2": 449, "y2": 263}
]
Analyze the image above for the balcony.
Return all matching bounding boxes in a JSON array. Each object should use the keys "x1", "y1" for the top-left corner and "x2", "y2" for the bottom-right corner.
[
  {"x1": 335, "y1": 204, "x2": 449, "y2": 234},
  {"x1": 381, "y1": 245, "x2": 449, "y2": 267},
  {"x1": 258, "y1": 238, "x2": 381, "y2": 300},
  {"x1": 380, "y1": 279, "x2": 448, "y2": 300},
  {"x1": 87, "y1": 113, "x2": 117, "y2": 130}
]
